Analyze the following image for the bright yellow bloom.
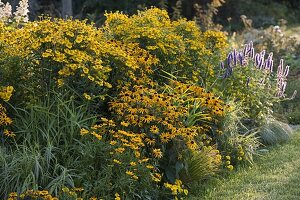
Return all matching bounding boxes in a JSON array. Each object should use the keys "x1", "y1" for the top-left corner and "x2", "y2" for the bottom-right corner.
[
  {"x1": 83, "y1": 93, "x2": 92, "y2": 100},
  {"x1": 80, "y1": 128, "x2": 89, "y2": 136},
  {"x1": 113, "y1": 159, "x2": 122, "y2": 165},
  {"x1": 126, "y1": 170, "x2": 134, "y2": 176},
  {"x1": 150, "y1": 125, "x2": 159, "y2": 134},
  {"x1": 115, "y1": 193, "x2": 121, "y2": 200},
  {"x1": 152, "y1": 148, "x2": 163, "y2": 158}
]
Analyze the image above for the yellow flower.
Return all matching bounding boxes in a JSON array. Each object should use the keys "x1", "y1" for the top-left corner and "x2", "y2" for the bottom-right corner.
[
  {"x1": 120, "y1": 121, "x2": 129, "y2": 127},
  {"x1": 227, "y1": 165, "x2": 234, "y2": 171},
  {"x1": 38, "y1": 190, "x2": 49, "y2": 195},
  {"x1": 113, "y1": 159, "x2": 122, "y2": 165},
  {"x1": 8, "y1": 192, "x2": 17, "y2": 197},
  {"x1": 145, "y1": 138, "x2": 155, "y2": 145},
  {"x1": 146, "y1": 165, "x2": 154, "y2": 169},
  {"x1": 151, "y1": 173, "x2": 161, "y2": 182},
  {"x1": 83, "y1": 67, "x2": 89, "y2": 74},
  {"x1": 115, "y1": 147, "x2": 125, "y2": 153},
  {"x1": 57, "y1": 79, "x2": 64, "y2": 87},
  {"x1": 186, "y1": 140, "x2": 198, "y2": 150},
  {"x1": 150, "y1": 125, "x2": 159, "y2": 134},
  {"x1": 152, "y1": 148, "x2": 163, "y2": 158},
  {"x1": 80, "y1": 128, "x2": 89, "y2": 136},
  {"x1": 3, "y1": 129, "x2": 16, "y2": 137},
  {"x1": 75, "y1": 35, "x2": 84, "y2": 43},
  {"x1": 160, "y1": 132, "x2": 171, "y2": 143},
  {"x1": 115, "y1": 193, "x2": 121, "y2": 200},
  {"x1": 73, "y1": 187, "x2": 84, "y2": 192},
  {"x1": 91, "y1": 131, "x2": 102, "y2": 140},
  {"x1": 126, "y1": 170, "x2": 134, "y2": 176},
  {"x1": 83, "y1": 93, "x2": 92, "y2": 100}
]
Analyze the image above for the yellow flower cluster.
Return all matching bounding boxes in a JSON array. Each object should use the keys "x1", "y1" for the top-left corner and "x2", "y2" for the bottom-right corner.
[
  {"x1": 225, "y1": 155, "x2": 234, "y2": 171},
  {"x1": 104, "y1": 8, "x2": 228, "y2": 84},
  {"x1": 0, "y1": 86, "x2": 13, "y2": 102},
  {"x1": 8, "y1": 187, "x2": 85, "y2": 200},
  {"x1": 164, "y1": 179, "x2": 188, "y2": 198},
  {"x1": 0, "y1": 18, "x2": 158, "y2": 100},
  {"x1": 8, "y1": 190, "x2": 58, "y2": 200},
  {"x1": 0, "y1": 86, "x2": 14, "y2": 137},
  {"x1": 83, "y1": 80, "x2": 226, "y2": 188}
]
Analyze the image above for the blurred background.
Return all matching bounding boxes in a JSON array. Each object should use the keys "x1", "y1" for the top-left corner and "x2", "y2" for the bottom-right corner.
[{"x1": 2, "y1": 0, "x2": 300, "y2": 29}]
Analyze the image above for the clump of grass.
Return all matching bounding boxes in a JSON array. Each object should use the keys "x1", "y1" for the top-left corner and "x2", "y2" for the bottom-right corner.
[
  {"x1": 0, "y1": 90, "x2": 96, "y2": 198},
  {"x1": 259, "y1": 118, "x2": 293, "y2": 145}
]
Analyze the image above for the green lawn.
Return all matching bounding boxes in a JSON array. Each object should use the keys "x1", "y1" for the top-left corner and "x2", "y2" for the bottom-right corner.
[{"x1": 188, "y1": 129, "x2": 300, "y2": 200}]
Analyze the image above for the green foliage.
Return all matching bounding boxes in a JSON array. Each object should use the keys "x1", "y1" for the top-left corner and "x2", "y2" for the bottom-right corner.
[
  {"x1": 259, "y1": 118, "x2": 292, "y2": 145},
  {"x1": 217, "y1": 102, "x2": 260, "y2": 165},
  {"x1": 179, "y1": 148, "x2": 221, "y2": 184},
  {"x1": 0, "y1": 90, "x2": 95, "y2": 198}
]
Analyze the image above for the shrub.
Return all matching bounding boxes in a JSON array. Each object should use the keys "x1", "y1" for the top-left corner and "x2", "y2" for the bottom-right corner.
[
  {"x1": 216, "y1": 41, "x2": 292, "y2": 127},
  {"x1": 103, "y1": 8, "x2": 228, "y2": 86},
  {"x1": 0, "y1": 18, "x2": 157, "y2": 108},
  {"x1": 83, "y1": 79, "x2": 227, "y2": 195}
]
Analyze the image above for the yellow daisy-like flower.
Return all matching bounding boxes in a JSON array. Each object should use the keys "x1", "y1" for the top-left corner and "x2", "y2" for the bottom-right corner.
[
  {"x1": 113, "y1": 159, "x2": 122, "y2": 165},
  {"x1": 120, "y1": 121, "x2": 129, "y2": 127},
  {"x1": 126, "y1": 170, "x2": 134, "y2": 176},
  {"x1": 150, "y1": 125, "x2": 159, "y2": 134},
  {"x1": 145, "y1": 138, "x2": 155, "y2": 145},
  {"x1": 146, "y1": 165, "x2": 154, "y2": 169},
  {"x1": 151, "y1": 173, "x2": 162, "y2": 182},
  {"x1": 82, "y1": 67, "x2": 89, "y2": 74},
  {"x1": 80, "y1": 128, "x2": 89, "y2": 136},
  {"x1": 91, "y1": 131, "x2": 102, "y2": 140},
  {"x1": 38, "y1": 190, "x2": 49, "y2": 195},
  {"x1": 160, "y1": 132, "x2": 171, "y2": 143},
  {"x1": 57, "y1": 79, "x2": 64, "y2": 87},
  {"x1": 152, "y1": 148, "x2": 163, "y2": 158},
  {"x1": 3, "y1": 129, "x2": 16, "y2": 138},
  {"x1": 115, "y1": 147, "x2": 125, "y2": 153},
  {"x1": 186, "y1": 140, "x2": 198, "y2": 150}
]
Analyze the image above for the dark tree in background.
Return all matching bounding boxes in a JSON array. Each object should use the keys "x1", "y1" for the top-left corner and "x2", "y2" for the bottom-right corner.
[
  {"x1": 62, "y1": 0, "x2": 72, "y2": 18},
  {"x1": 2, "y1": 0, "x2": 299, "y2": 28}
]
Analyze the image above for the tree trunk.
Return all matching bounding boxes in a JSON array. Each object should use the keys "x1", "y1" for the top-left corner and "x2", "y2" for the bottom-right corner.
[{"x1": 62, "y1": 0, "x2": 73, "y2": 18}]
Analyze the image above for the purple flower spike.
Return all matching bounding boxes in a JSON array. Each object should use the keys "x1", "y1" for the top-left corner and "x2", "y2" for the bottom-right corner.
[
  {"x1": 281, "y1": 81, "x2": 287, "y2": 96},
  {"x1": 255, "y1": 53, "x2": 260, "y2": 67},
  {"x1": 270, "y1": 60, "x2": 274, "y2": 72},
  {"x1": 277, "y1": 59, "x2": 284, "y2": 76},
  {"x1": 238, "y1": 52, "x2": 244, "y2": 65},
  {"x1": 250, "y1": 47, "x2": 255, "y2": 59},
  {"x1": 243, "y1": 44, "x2": 248, "y2": 56},
  {"x1": 233, "y1": 49, "x2": 237, "y2": 66},
  {"x1": 284, "y1": 65, "x2": 290, "y2": 77},
  {"x1": 227, "y1": 52, "x2": 233, "y2": 66}
]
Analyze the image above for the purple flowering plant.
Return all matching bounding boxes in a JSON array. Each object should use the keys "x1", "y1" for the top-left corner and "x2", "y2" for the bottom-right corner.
[{"x1": 215, "y1": 41, "x2": 295, "y2": 125}]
